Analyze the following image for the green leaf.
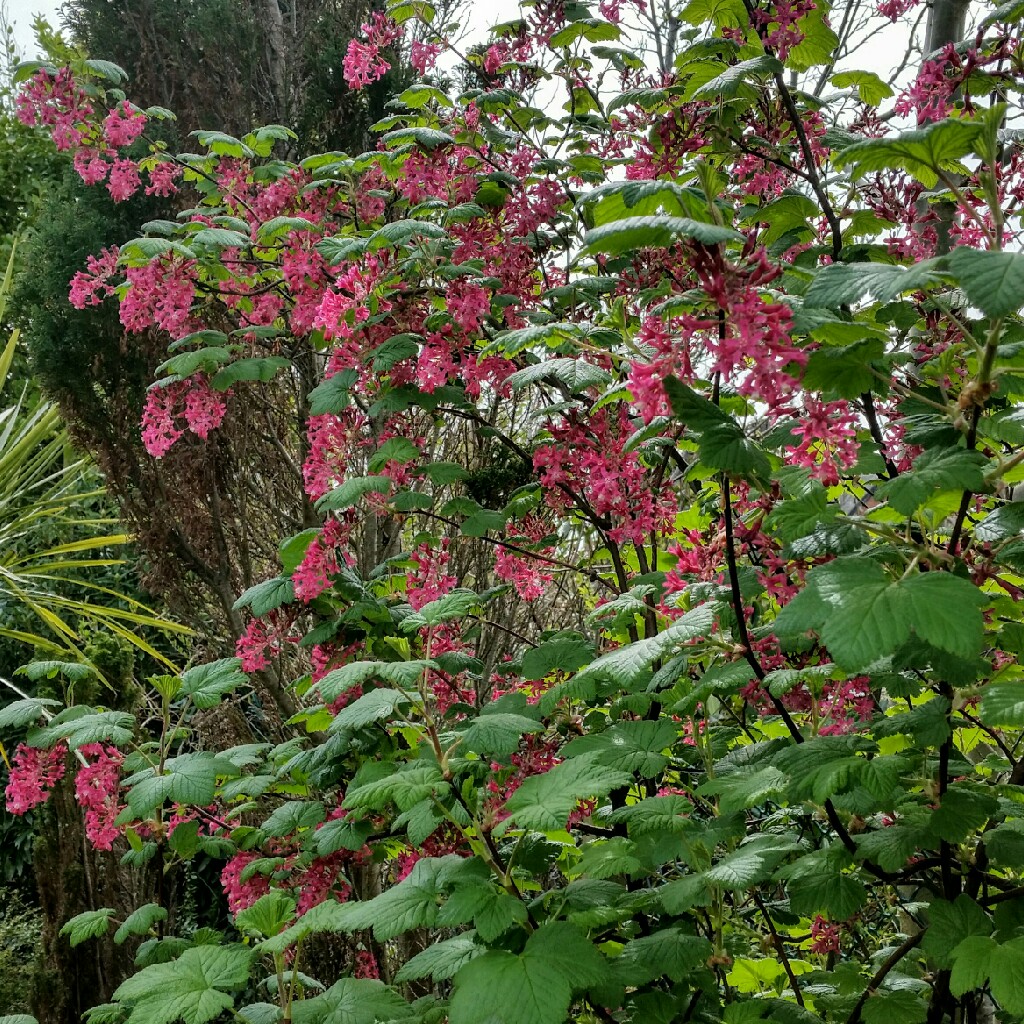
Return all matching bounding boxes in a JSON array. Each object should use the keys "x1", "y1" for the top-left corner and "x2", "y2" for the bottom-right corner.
[
  {"x1": 458, "y1": 713, "x2": 544, "y2": 756},
  {"x1": 611, "y1": 928, "x2": 712, "y2": 985},
  {"x1": 261, "y1": 800, "x2": 325, "y2": 837},
  {"x1": 126, "y1": 753, "x2": 238, "y2": 815},
  {"x1": 368, "y1": 438, "x2": 420, "y2": 474},
  {"x1": 211, "y1": 357, "x2": 292, "y2": 390},
  {"x1": 854, "y1": 823, "x2": 922, "y2": 873},
  {"x1": 0, "y1": 697, "x2": 61, "y2": 729},
  {"x1": 928, "y1": 785, "x2": 998, "y2": 844},
  {"x1": 698, "y1": 424, "x2": 772, "y2": 480},
  {"x1": 860, "y1": 990, "x2": 927, "y2": 1024},
  {"x1": 235, "y1": 892, "x2": 297, "y2": 938},
  {"x1": 337, "y1": 857, "x2": 450, "y2": 940},
  {"x1": 119, "y1": 237, "x2": 197, "y2": 264},
  {"x1": 990, "y1": 937, "x2": 1024, "y2": 1015},
  {"x1": 692, "y1": 55, "x2": 783, "y2": 99},
  {"x1": 317, "y1": 661, "x2": 434, "y2": 702},
  {"x1": 504, "y1": 754, "x2": 633, "y2": 830},
  {"x1": 785, "y1": 859, "x2": 867, "y2": 919},
  {"x1": 394, "y1": 936, "x2": 486, "y2": 983},
  {"x1": 562, "y1": 720, "x2": 677, "y2": 777},
  {"x1": 382, "y1": 127, "x2": 454, "y2": 151},
  {"x1": 949, "y1": 247, "x2": 1024, "y2": 318},
  {"x1": 439, "y1": 884, "x2": 529, "y2": 941},
  {"x1": 981, "y1": 681, "x2": 1024, "y2": 727},
  {"x1": 60, "y1": 908, "x2": 115, "y2": 947},
  {"x1": 401, "y1": 590, "x2": 482, "y2": 629},
  {"x1": 835, "y1": 120, "x2": 982, "y2": 188},
  {"x1": 191, "y1": 227, "x2": 251, "y2": 249},
  {"x1": 774, "y1": 559, "x2": 985, "y2": 672},
  {"x1": 179, "y1": 658, "x2": 247, "y2": 710},
  {"x1": 976, "y1": 502, "x2": 1024, "y2": 542},
  {"x1": 522, "y1": 638, "x2": 595, "y2": 680},
  {"x1": 291, "y1": 977, "x2": 409, "y2": 1024},
  {"x1": 804, "y1": 260, "x2": 945, "y2": 308},
  {"x1": 547, "y1": 603, "x2": 716, "y2": 708},
  {"x1": 113, "y1": 945, "x2": 254, "y2": 1024},
  {"x1": 330, "y1": 689, "x2": 411, "y2": 730},
  {"x1": 114, "y1": 904, "x2": 169, "y2": 945},
  {"x1": 317, "y1": 477, "x2": 392, "y2": 512},
  {"x1": 31, "y1": 708, "x2": 135, "y2": 749},
  {"x1": 831, "y1": 70, "x2": 893, "y2": 104},
  {"x1": 703, "y1": 835, "x2": 798, "y2": 889},
  {"x1": 192, "y1": 130, "x2": 255, "y2": 158},
  {"x1": 308, "y1": 370, "x2": 358, "y2": 415},
  {"x1": 507, "y1": 358, "x2": 612, "y2": 394},
  {"x1": 449, "y1": 923, "x2": 605, "y2": 1024},
  {"x1": 949, "y1": 935, "x2": 997, "y2": 997},
  {"x1": 924, "y1": 896, "x2": 992, "y2": 969},
  {"x1": 879, "y1": 448, "x2": 988, "y2": 514},
  {"x1": 233, "y1": 576, "x2": 295, "y2": 615},
  {"x1": 580, "y1": 216, "x2": 741, "y2": 257}
]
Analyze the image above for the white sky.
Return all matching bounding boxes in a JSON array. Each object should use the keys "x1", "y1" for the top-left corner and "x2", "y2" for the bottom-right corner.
[{"x1": 7, "y1": 0, "x2": 61, "y2": 59}]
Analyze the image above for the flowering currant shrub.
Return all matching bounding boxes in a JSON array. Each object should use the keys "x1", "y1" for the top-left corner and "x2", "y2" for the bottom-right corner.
[{"x1": 9, "y1": 0, "x2": 1024, "y2": 1021}]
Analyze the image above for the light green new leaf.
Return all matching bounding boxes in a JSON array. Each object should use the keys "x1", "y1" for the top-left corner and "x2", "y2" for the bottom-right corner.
[{"x1": 235, "y1": 892, "x2": 297, "y2": 938}]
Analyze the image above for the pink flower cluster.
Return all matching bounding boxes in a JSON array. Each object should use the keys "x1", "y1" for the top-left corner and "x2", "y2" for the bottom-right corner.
[
  {"x1": 141, "y1": 376, "x2": 228, "y2": 458},
  {"x1": 15, "y1": 67, "x2": 93, "y2": 150},
  {"x1": 494, "y1": 546, "x2": 552, "y2": 601},
  {"x1": 74, "y1": 744, "x2": 126, "y2": 851},
  {"x1": 4, "y1": 742, "x2": 67, "y2": 814},
  {"x1": 406, "y1": 539, "x2": 457, "y2": 611},
  {"x1": 343, "y1": 14, "x2": 403, "y2": 89}
]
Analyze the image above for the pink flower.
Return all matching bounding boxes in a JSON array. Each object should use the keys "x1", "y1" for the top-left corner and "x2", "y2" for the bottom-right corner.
[
  {"x1": 354, "y1": 950, "x2": 380, "y2": 979},
  {"x1": 877, "y1": 0, "x2": 919, "y2": 19},
  {"x1": 221, "y1": 851, "x2": 271, "y2": 913},
  {"x1": 343, "y1": 40, "x2": 391, "y2": 89},
  {"x1": 141, "y1": 383, "x2": 186, "y2": 458},
  {"x1": 810, "y1": 916, "x2": 842, "y2": 954},
  {"x1": 74, "y1": 744, "x2": 125, "y2": 851},
  {"x1": 5, "y1": 743, "x2": 67, "y2": 814},
  {"x1": 73, "y1": 148, "x2": 109, "y2": 186},
  {"x1": 107, "y1": 158, "x2": 142, "y2": 202},
  {"x1": 494, "y1": 546, "x2": 552, "y2": 602},
  {"x1": 410, "y1": 40, "x2": 444, "y2": 75},
  {"x1": 407, "y1": 540, "x2": 457, "y2": 610},
  {"x1": 102, "y1": 103, "x2": 147, "y2": 148},
  {"x1": 69, "y1": 247, "x2": 120, "y2": 309},
  {"x1": 145, "y1": 161, "x2": 181, "y2": 197},
  {"x1": 182, "y1": 376, "x2": 228, "y2": 440},
  {"x1": 236, "y1": 616, "x2": 282, "y2": 673}
]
